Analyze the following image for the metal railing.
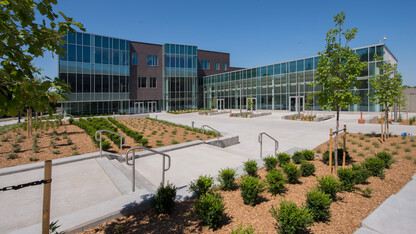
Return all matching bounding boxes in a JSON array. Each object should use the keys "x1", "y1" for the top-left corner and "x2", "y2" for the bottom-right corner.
[
  {"x1": 201, "y1": 125, "x2": 220, "y2": 144},
  {"x1": 258, "y1": 132, "x2": 279, "y2": 158},
  {"x1": 125, "y1": 146, "x2": 171, "y2": 192},
  {"x1": 95, "y1": 130, "x2": 126, "y2": 160}
]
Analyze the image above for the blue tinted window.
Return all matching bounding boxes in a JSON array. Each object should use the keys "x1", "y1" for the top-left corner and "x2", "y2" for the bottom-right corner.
[
  {"x1": 76, "y1": 33, "x2": 82, "y2": 45},
  {"x1": 102, "y1": 49, "x2": 109, "y2": 64},
  {"x1": 223, "y1": 62, "x2": 227, "y2": 71},
  {"x1": 146, "y1": 55, "x2": 158, "y2": 66},
  {"x1": 83, "y1": 34, "x2": 90, "y2": 46},
  {"x1": 165, "y1": 45, "x2": 170, "y2": 53},
  {"x1": 356, "y1": 48, "x2": 368, "y2": 62},
  {"x1": 314, "y1": 57, "x2": 320, "y2": 69},
  {"x1": 131, "y1": 53, "x2": 137, "y2": 65},
  {"x1": 305, "y1": 58, "x2": 313, "y2": 70},
  {"x1": 201, "y1": 60, "x2": 210, "y2": 69},
  {"x1": 95, "y1": 36, "x2": 101, "y2": 47},
  {"x1": 290, "y1": 61, "x2": 296, "y2": 73},
  {"x1": 95, "y1": 48, "x2": 102, "y2": 64},
  {"x1": 113, "y1": 39, "x2": 119, "y2": 50},
  {"x1": 68, "y1": 44, "x2": 76, "y2": 61},
  {"x1": 215, "y1": 61, "x2": 219, "y2": 70},
  {"x1": 60, "y1": 44, "x2": 68, "y2": 60},
  {"x1": 376, "y1": 46, "x2": 383, "y2": 58},
  {"x1": 193, "y1": 47, "x2": 197, "y2": 55},
  {"x1": 68, "y1": 32, "x2": 75, "y2": 44},
  {"x1": 281, "y1": 63, "x2": 287, "y2": 73},
  {"x1": 120, "y1": 40, "x2": 126, "y2": 50},
  {"x1": 76, "y1": 45, "x2": 82, "y2": 62},
  {"x1": 261, "y1": 67, "x2": 267, "y2": 76},
  {"x1": 113, "y1": 51, "x2": 119, "y2": 65},
  {"x1": 274, "y1": 64, "x2": 280, "y2": 74},
  {"x1": 103, "y1": 37, "x2": 109, "y2": 48},
  {"x1": 170, "y1": 44, "x2": 176, "y2": 54},
  {"x1": 180, "y1": 45, "x2": 184, "y2": 54},
  {"x1": 369, "y1": 47, "x2": 376, "y2": 61},
  {"x1": 83, "y1": 46, "x2": 90, "y2": 63},
  {"x1": 267, "y1": 65, "x2": 273, "y2": 75},
  {"x1": 297, "y1": 60, "x2": 304, "y2": 72}
]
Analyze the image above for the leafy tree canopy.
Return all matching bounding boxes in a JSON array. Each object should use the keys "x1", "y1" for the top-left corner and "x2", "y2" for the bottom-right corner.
[{"x1": 0, "y1": 0, "x2": 84, "y2": 116}]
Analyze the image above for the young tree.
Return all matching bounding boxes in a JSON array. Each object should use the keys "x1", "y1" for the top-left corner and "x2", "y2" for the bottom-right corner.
[
  {"x1": 0, "y1": 0, "x2": 84, "y2": 116},
  {"x1": 314, "y1": 11, "x2": 366, "y2": 171},
  {"x1": 369, "y1": 54, "x2": 403, "y2": 139}
]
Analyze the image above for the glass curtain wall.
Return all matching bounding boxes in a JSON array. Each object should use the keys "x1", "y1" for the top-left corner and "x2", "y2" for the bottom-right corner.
[
  {"x1": 59, "y1": 31, "x2": 130, "y2": 115},
  {"x1": 163, "y1": 43, "x2": 198, "y2": 111},
  {"x1": 203, "y1": 44, "x2": 385, "y2": 112}
]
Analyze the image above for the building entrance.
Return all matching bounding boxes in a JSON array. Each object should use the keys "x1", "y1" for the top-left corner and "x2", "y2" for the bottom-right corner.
[
  {"x1": 134, "y1": 102, "x2": 144, "y2": 114},
  {"x1": 148, "y1": 101, "x2": 156, "y2": 113},
  {"x1": 217, "y1": 99, "x2": 225, "y2": 110},
  {"x1": 289, "y1": 96, "x2": 304, "y2": 112}
]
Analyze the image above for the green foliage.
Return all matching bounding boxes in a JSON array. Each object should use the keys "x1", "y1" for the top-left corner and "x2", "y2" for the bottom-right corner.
[
  {"x1": 277, "y1": 153, "x2": 291, "y2": 166},
  {"x1": 7, "y1": 153, "x2": 18, "y2": 159},
  {"x1": 263, "y1": 155, "x2": 278, "y2": 171},
  {"x1": 243, "y1": 159, "x2": 258, "y2": 177},
  {"x1": 152, "y1": 182, "x2": 177, "y2": 214},
  {"x1": 337, "y1": 167, "x2": 357, "y2": 192},
  {"x1": 362, "y1": 157, "x2": 385, "y2": 179},
  {"x1": 291, "y1": 151, "x2": 305, "y2": 164},
  {"x1": 108, "y1": 117, "x2": 143, "y2": 143},
  {"x1": 306, "y1": 188, "x2": 332, "y2": 221},
  {"x1": 240, "y1": 176, "x2": 265, "y2": 206},
  {"x1": 322, "y1": 148, "x2": 351, "y2": 166},
  {"x1": 194, "y1": 192, "x2": 226, "y2": 229},
  {"x1": 269, "y1": 200, "x2": 314, "y2": 234},
  {"x1": 376, "y1": 151, "x2": 393, "y2": 169},
  {"x1": 29, "y1": 156, "x2": 39, "y2": 161},
  {"x1": 265, "y1": 169, "x2": 286, "y2": 196},
  {"x1": 72, "y1": 118, "x2": 111, "y2": 150},
  {"x1": 352, "y1": 164, "x2": 371, "y2": 184},
  {"x1": 49, "y1": 220, "x2": 65, "y2": 234},
  {"x1": 282, "y1": 163, "x2": 301, "y2": 184},
  {"x1": 189, "y1": 175, "x2": 214, "y2": 197},
  {"x1": 217, "y1": 168, "x2": 237, "y2": 191},
  {"x1": 141, "y1": 138, "x2": 149, "y2": 146},
  {"x1": 302, "y1": 149, "x2": 315, "y2": 161},
  {"x1": 68, "y1": 117, "x2": 74, "y2": 124},
  {"x1": 230, "y1": 223, "x2": 255, "y2": 234},
  {"x1": 317, "y1": 175, "x2": 341, "y2": 200},
  {"x1": 12, "y1": 144, "x2": 21, "y2": 153},
  {"x1": 300, "y1": 161, "x2": 316, "y2": 177}
]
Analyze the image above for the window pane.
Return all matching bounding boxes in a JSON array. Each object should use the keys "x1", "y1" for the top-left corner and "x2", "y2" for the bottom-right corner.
[
  {"x1": 274, "y1": 64, "x2": 280, "y2": 74},
  {"x1": 356, "y1": 48, "x2": 368, "y2": 62},
  {"x1": 95, "y1": 75, "x2": 102, "y2": 92},
  {"x1": 76, "y1": 32, "x2": 82, "y2": 45},
  {"x1": 297, "y1": 60, "x2": 304, "y2": 72},
  {"x1": 103, "y1": 37, "x2": 109, "y2": 48},
  {"x1": 83, "y1": 74, "x2": 90, "y2": 92},
  {"x1": 290, "y1": 61, "x2": 296, "y2": 73},
  {"x1": 103, "y1": 49, "x2": 109, "y2": 64},
  {"x1": 83, "y1": 34, "x2": 90, "y2": 46},
  {"x1": 113, "y1": 38, "x2": 119, "y2": 50},
  {"x1": 68, "y1": 44, "x2": 76, "y2": 61},
  {"x1": 305, "y1": 58, "x2": 313, "y2": 70},
  {"x1": 68, "y1": 31, "x2": 75, "y2": 44},
  {"x1": 95, "y1": 36, "x2": 101, "y2": 47},
  {"x1": 113, "y1": 51, "x2": 119, "y2": 65},
  {"x1": 76, "y1": 45, "x2": 82, "y2": 62},
  {"x1": 131, "y1": 53, "x2": 137, "y2": 65},
  {"x1": 103, "y1": 75, "x2": 109, "y2": 92},
  {"x1": 83, "y1": 46, "x2": 90, "y2": 63},
  {"x1": 113, "y1": 76, "x2": 119, "y2": 92}
]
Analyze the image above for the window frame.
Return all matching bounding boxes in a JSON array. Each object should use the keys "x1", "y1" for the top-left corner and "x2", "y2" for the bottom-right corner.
[
  {"x1": 150, "y1": 77, "x2": 157, "y2": 88},
  {"x1": 146, "y1": 55, "x2": 158, "y2": 66},
  {"x1": 138, "y1": 77, "x2": 147, "y2": 88}
]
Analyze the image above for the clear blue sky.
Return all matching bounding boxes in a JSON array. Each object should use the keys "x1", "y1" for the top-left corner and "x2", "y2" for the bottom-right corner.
[{"x1": 34, "y1": 0, "x2": 416, "y2": 86}]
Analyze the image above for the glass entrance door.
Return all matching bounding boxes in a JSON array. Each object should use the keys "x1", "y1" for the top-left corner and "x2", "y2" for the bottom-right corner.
[
  {"x1": 217, "y1": 99, "x2": 225, "y2": 110},
  {"x1": 247, "y1": 98, "x2": 256, "y2": 111},
  {"x1": 134, "y1": 102, "x2": 144, "y2": 114},
  {"x1": 148, "y1": 101, "x2": 156, "y2": 113},
  {"x1": 289, "y1": 96, "x2": 304, "y2": 112}
]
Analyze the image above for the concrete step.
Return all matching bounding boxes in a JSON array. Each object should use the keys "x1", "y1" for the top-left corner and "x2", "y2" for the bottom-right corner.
[
  {"x1": 110, "y1": 158, "x2": 157, "y2": 193},
  {"x1": 95, "y1": 157, "x2": 132, "y2": 195}
]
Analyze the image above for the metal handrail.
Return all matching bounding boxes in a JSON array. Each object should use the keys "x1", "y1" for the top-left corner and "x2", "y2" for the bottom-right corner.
[
  {"x1": 258, "y1": 132, "x2": 279, "y2": 158},
  {"x1": 95, "y1": 130, "x2": 126, "y2": 160},
  {"x1": 125, "y1": 146, "x2": 171, "y2": 192},
  {"x1": 201, "y1": 125, "x2": 220, "y2": 144}
]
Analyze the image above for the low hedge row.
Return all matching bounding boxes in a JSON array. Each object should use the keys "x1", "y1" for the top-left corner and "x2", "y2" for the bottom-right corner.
[
  {"x1": 108, "y1": 117, "x2": 145, "y2": 144},
  {"x1": 146, "y1": 117, "x2": 218, "y2": 137},
  {"x1": 83, "y1": 118, "x2": 123, "y2": 148},
  {"x1": 72, "y1": 119, "x2": 111, "y2": 151}
]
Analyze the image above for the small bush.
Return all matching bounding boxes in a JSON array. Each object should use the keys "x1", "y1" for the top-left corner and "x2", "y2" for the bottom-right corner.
[
  {"x1": 276, "y1": 153, "x2": 291, "y2": 166},
  {"x1": 282, "y1": 163, "x2": 301, "y2": 184},
  {"x1": 101, "y1": 141, "x2": 111, "y2": 151},
  {"x1": 68, "y1": 117, "x2": 74, "y2": 124},
  {"x1": 240, "y1": 176, "x2": 265, "y2": 206},
  {"x1": 194, "y1": 192, "x2": 226, "y2": 229},
  {"x1": 265, "y1": 169, "x2": 286, "y2": 195},
  {"x1": 72, "y1": 151, "x2": 79, "y2": 156},
  {"x1": 300, "y1": 160, "x2": 316, "y2": 177},
  {"x1": 322, "y1": 148, "x2": 351, "y2": 166},
  {"x1": 306, "y1": 188, "x2": 332, "y2": 221},
  {"x1": 230, "y1": 223, "x2": 255, "y2": 234},
  {"x1": 29, "y1": 156, "x2": 39, "y2": 161},
  {"x1": 302, "y1": 149, "x2": 315, "y2": 160},
  {"x1": 263, "y1": 155, "x2": 278, "y2": 171},
  {"x1": 362, "y1": 157, "x2": 385, "y2": 179},
  {"x1": 292, "y1": 151, "x2": 305, "y2": 164},
  {"x1": 152, "y1": 182, "x2": 177, "y2": 214},
  {"x1": 317, "y1": 175, "x2": 341, "y2": 200},
  {"x1": 269, "y1": 200, "x2": 313, "y2": 234},
  {"x1": 243, "y1": 159, "x2": 258, "y2": 177},
  {"x1": 7, "y1": 153, "x2": 18, "y2": 159},
  {"x1": 337, "y1": 167, "x2": 356, "y2": 192},
  {"x1": 352, "y1": 164, "x2": 371, "y2": 184},
  {"x1": 52, "y1": 150, "x2": 60, "y2": 154},
  {"x1": 189, "y1": 175, "x2": 214, "y2": 197},
  {"x1": 217, "y1": 168, "x2": 237, "y2": 191},
  {"x1": 376, "y1": 151, "x2": 393, "y2": 169},
  {"x1": 141, "y1": 138, "x2": 149, "y2": 146}
]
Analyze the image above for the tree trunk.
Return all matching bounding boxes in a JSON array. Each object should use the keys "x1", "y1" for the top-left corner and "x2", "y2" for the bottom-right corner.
[
  {"x1": 335, "y1": 106, "x2": 340, "y2": 172},
  {"x1": 18, "y1": 111, "x2": 21, "y2": 123},
  {"x1": 385, "y1": 105, "x2": 389, "y2": 140}
]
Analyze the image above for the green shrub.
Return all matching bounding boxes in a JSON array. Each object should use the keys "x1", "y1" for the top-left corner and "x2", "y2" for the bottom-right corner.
[
  {"x1": 189, "y1": 175, "x2": 214, "y2": 197},
  {"x1": 376, "y1": 151, "x2": 393, "y2": 169},
  {"x1": 352, "y1": 164, "x2": 371, "y2": 184},
  {"x1": 52, "y1": 150, "x2": 60, "y2": 154},
  {"x1": 29, "y1": 156, "x2": 39, "y2": 161},
  {"x1": 300, "y1": 161, "x2": 316, "y2": 177},
  {"x1": 265, "y1": 169, "x2": 286, "y2": 195},
  {"x1": 68, "y1": 117, "x2": 74, "y2": 124},
  {"x1": 152, "y1": 182, "x2": 177, "y2": 214},
  {"x1": 12, "y1": 144, "x2": 21, "y2": 153},
  {"x1": 282, "y1": 163, "x2": 301, "y2": 184},
  {"x1": 194, "y1": 192, "x2": 226, "y2": 229},
  {"x1": 141, "y1": 138, "x2": 149, "y2": 146},
  {"x1": 243, "y1": 159, "x2": 258, "y2": 177},
  {"x1": 317, "y1": 175, "x2": 341, "y2": 200},
  {"x1": 322, "y1": 148, "x2": 351, "y2": 166},
  {"x1": 263, "y1": 155, "x2": 278, "y2": 171},
  {"x1": 362, "y1": 157, "x2": 385, "y2": 179},
  {"x1": 101, "y1": 141, "x2": 111, "y2": 151},
  {"x1": 302, "y1": 149, "x2": 315, "y2": 161},
  {"x1": 306, "y1": 188, "x2": 332, "y2": 221},
  {"x1": 337, "y1": 167, "x2": 356, "y2": 192},
  {"x1": 269, "y1": 200, "x2": 313, "y2": 234},
  {"x1": 217, "y1": 168, "x2": 237, "y2": 191},
  {"x1": 276, "y1": 153, "x2": 291, "y2": 166},
  {"x1": 7, "y1": 153, "x2": 18, "y2": 159},
  {"x1": 292, "y1": 151, "x2": 305, "y2": 164},
  {"x1": 230, "y1": 223, "x2": 255, "y2": 234},
  {"x1": 240, "y1": 176, "x2": 265, "y2": 206}
]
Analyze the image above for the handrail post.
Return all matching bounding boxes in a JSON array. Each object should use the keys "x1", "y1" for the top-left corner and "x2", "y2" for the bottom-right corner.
[
  {"x1": 99, "y1": 132, "x2": 102, "y2": 157},
  {"x1": 162, "y1": 155, "x2": 165, "y2": 186},
  {"x1": 259, "y1": 134, "x2": 263, "y2": 158}
]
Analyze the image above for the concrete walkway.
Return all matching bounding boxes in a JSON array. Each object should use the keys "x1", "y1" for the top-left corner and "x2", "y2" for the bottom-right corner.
[{"x1": 0, "y1": 111, "x2": 415, "y2": 233}]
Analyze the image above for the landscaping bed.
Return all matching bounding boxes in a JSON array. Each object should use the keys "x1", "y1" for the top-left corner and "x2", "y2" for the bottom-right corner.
[{"x1": 81, "y1": 133, "x2": 416, "y2": 233}]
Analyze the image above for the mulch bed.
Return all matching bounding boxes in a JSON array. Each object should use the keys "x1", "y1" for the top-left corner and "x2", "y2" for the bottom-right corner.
[{"x1": 81, "y1": 133, "x2": 416, "y2": 234}]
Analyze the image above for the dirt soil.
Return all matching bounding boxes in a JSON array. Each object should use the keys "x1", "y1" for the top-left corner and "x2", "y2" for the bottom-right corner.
[
  {"x1": 0, "y1": 118, "x2": 213, "y2": 169},
  {"x1": 81, "y1": 133, "x2": 416, "y2": 234}
]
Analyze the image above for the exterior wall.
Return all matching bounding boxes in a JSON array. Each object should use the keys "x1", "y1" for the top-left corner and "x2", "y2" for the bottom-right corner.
[{"x1": 404, "y1": 88, "x2": 416, "y2": 112}]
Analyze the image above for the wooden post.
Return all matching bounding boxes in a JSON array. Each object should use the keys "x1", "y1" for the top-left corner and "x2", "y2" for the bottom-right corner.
[
  {"x1": 35, "y1": 112, "x2": 38, "y2": 124},
  {"x1": 42, "y1": 160, "x2": 52, "y2": 234},
  {"x1": 27, "y1": 109, "x2": 30, "y2": 137},
  {"x1": 343, "y1": 125, "x2": 346, "y2": 168},
  {"x1": 407, "y1": 109, "x2": 409, "y2": 122},
  {"x1": 381, "y1": 113, "x2": 384, "y2": 142},
  {"x1": 329, "y1": 128, "x2": 333, "y2": 175}
]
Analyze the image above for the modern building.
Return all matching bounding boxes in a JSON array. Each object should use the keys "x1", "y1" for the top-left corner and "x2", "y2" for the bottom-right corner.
[
  {"x1": 58, "y1": 31, "x2": 397, "y2": 115},
  {"x1": 203, "y1": 44, "x2": 397, "y2": 113}
]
